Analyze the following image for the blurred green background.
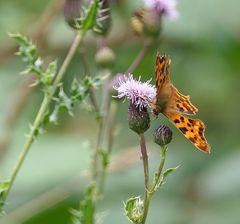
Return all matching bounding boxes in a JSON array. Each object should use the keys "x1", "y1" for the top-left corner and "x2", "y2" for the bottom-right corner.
[{"x1": 0, "y1": 0, "x2": 240, "y2": 223}]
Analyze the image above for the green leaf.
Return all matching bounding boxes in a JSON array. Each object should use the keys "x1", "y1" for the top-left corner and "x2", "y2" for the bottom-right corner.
[
  {"x1": 42, "y1": 60, "x2": 57, "y2": 86},
  {"x1": 10, "y1": 33, "x2": 38, "y2": 65},
  {"x1": 124, "y1": 196, "x2": 143, "y2": 224},
  {"x1": 0, "y1": 180, "x2": 10, "y2": 214},
  {"x1": 70, "y1": 185, "x2": 96, "y2": 224},
  {"x1": 75, "y1": 0, "x2": 101, "y2": 34},
  {"x1": 160, "y1": 165, "x2": 180, "y2": 186}
]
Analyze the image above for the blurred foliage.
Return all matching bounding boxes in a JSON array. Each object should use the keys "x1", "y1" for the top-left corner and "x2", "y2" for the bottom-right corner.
[{"x1": 0, "y1": 0, "x2": 240, "y2": 224}]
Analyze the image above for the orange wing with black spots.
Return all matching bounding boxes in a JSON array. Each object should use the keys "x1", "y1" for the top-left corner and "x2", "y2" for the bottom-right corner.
[
  {"x1": 168, "y1": 85, "x2": 198, "y2": 115},
  {"x1": 153, "y1": 54, "x2": 211, "y2": 153},
  {"x1": 155, "y1": 54, "x2": 168, "y2": 97},
  {"x1": 164, "y1": 111, "x2": 211, "y2": 153}
]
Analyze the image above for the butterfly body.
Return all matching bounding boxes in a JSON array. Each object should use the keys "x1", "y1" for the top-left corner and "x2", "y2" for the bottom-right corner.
[{"x1": 153, "y1": 54, "x2": 211, "y2": 153}]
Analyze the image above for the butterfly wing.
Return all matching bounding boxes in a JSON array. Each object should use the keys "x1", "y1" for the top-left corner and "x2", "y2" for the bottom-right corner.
[
  {"x1": 153, "y1": 54, "x2": 172, "y2": 114},
  {"x1": 168, "y1": 85, "x2": 198, "y2": 115},
  {"x1": 163, "y1": 110, "x2": 211, "y2": 153},
  {"x1": 155, "y1": 54, "x2": 168, "y2": 94},
  {"x1": 155, "y1": 55, "x2": 197, "y2": 115}
]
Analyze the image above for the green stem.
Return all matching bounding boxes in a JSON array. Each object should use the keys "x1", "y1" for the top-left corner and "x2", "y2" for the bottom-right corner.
[
  {"x1": 139, "y1": 133, "x2": 150, "y2": 224},
  {"x1": 151, "y1": 145, "x2": 166, "y2": 192},
  {"x1": 2, "y1": 32, "x2": 84, "y2": 205},
  {"x1": 92, "y1": 69, "x2": 111, "y2": 184},
  {"x1": 98, "y1": 100, "x2": 117, "y2": 194},
  {"x1": 141, "y1": 144, "x2": 167, "y2": 224}
]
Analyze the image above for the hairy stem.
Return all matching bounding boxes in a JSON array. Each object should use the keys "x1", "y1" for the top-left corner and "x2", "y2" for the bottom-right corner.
[{"x1": 2, "y1": 33, "x2": 84, "y2": 206}]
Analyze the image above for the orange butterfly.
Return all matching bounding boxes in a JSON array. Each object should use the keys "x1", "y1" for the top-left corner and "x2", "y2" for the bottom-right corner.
[{"x1": 152, "y1": 54, "x2": 211, "y2": 153}]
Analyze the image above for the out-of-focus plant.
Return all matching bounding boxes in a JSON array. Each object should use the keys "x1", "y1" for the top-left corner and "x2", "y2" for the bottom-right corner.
[{"x1": 0, "y1": 0, "x2": 105, "y2": 213}]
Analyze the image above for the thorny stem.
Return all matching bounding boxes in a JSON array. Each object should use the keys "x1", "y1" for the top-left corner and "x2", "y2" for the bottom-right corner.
[
  {"x1": 141, "y1": 144, "x2": 167, "y2": 224},
  {"x1": 2, "y1": 32, "x2": 84, "y2": 206}
]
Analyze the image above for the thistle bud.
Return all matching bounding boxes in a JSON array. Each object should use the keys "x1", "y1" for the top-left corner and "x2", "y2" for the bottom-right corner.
[
  {"x1": 130, "y1": 15, "x2": 144, "y2": 36},
  {"x1": 95, "y1": 46, "x2": 115, "y2": 68},
  {"x1": 130, "y1": 8, "x2": 161, "y2": 38},
  {"x1": 63, "y1": 0, "x2": 81, "y2": 29},
  {"x1": 154, "y1": 125, "x2": 172, "y2": 146},
  {"x1": 128, "y1": 103, "x2": 150, "y2": 135}
]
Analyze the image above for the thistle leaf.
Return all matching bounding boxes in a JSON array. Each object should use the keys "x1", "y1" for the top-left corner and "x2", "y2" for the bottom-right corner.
[{"x1": 160, "y1": 165, "x2": 180, "y2": 186}]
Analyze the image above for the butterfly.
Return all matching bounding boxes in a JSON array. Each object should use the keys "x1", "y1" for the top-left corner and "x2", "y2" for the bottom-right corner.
[{"x1": 152, "y1": 54, "x2": 211, "y2": 153}]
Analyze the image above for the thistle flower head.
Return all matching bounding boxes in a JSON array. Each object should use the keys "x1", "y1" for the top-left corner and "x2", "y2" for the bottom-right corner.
[
  {"x1": 144, "y1": 0, "x2": 179, "y2": 19},
  {"x1": 113, "y1": 74, "x2": 156, "y2": 110}
]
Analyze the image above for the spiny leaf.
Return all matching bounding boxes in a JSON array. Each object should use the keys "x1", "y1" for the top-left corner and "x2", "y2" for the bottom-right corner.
[
  {"x1": 70, "y1": 185, "x2": 96, "y2": 224},
  {"x1": 75, "y1": 0, "x2": 101, "y2": 34},
  {"x1": 10, "y1": 33, "x2": 57, "y2": 91}
]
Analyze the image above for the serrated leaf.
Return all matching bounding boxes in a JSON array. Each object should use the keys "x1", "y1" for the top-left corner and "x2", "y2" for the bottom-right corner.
[
  {"x1": 42, "y1": 60, "x2": 57, "y2": 86},
  {"x1": 76, "y1": 0, "x2": 101, "y2": 34},
  {"x1": 71, "y1": 185, "x2": 96, "y2": 224}
]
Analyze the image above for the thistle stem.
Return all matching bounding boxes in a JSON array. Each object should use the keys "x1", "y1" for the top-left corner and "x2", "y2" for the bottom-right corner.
[
  {"x1": 140, "y1": 143, "x2": 167, "y2": 224},
  {"x1": 139, "y1": 133, "x2": 151, "y2": 224},
  {"x1": 2, "y1": 32, "x2": 84, "y2": 206},
  {"x1": 151, "y1": 145, "x2": 166, "y2": 192},
  {"x1": 92, "y1": 69, "x2": 111, "y2": 184},
  {"x1": 98, "y1": 100, "x2": 117, "y2": 194}
]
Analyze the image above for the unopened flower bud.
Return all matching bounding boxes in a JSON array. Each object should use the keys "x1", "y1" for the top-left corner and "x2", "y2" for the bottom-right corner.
[
  {"x1": 95, "y1": 46, "x2": 115, "y2": 68},
  {"x1": 130, "y1": 15, "x2": 144, "y2": 36},
  {"x1": 128, "y1": 103, "x2": 150, "y2": 134},
  {"x1": 142, "y1": 8, "x2": 162, "y2": 37},
  {"x1": 130, "y1": 8, "x2": 161, "y2": 38},
  {"x1": 154, "y1": 125, "x2": 172, "y2": 146},
  {"x1": 63, "y1": 0, "x2": 81, "y2": 29}
]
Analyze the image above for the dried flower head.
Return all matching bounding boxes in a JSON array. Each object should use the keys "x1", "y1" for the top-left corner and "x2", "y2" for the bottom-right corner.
[
  {"x1": 113, "y1": 75, "x2": 156, "y2": 110},
  {"x1": 144, "y1": 0, "x2": 179, "y2": 19}
]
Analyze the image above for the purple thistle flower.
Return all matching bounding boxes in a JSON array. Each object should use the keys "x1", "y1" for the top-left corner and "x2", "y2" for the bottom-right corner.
[
  {"x1": 113, "y1": 74, "x2": 156, "y2": 110},
  {"x1": 144, "y1": 0, "x2": 179, "y2": 19}
]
